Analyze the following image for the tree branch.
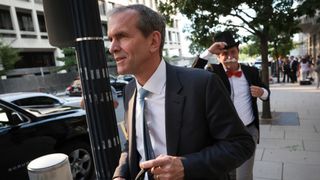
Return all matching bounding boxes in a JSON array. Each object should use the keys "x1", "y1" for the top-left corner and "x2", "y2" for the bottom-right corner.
[
  {"x1": 219, "y1": 22, "x2": 255, "y2": 34},
  {"x1": 229, "y1": 12, "x2": 259, "y2": 35}
]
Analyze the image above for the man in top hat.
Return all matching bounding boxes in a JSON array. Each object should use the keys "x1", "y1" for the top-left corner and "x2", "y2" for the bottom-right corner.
[{"x1": 193, "y1": 31, "x2": 270, "y2": 180}]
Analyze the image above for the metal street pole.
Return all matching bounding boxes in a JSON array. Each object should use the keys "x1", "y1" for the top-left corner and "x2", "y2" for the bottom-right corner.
[
  {"x1": 69, "y1": 0, "x2": 121, "y2": 179},
  {"x1": 42, "y1": 0, "x2": 121, "y2": 179}
]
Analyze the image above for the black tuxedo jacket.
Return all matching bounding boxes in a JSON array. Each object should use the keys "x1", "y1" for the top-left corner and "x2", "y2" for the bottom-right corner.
[
  {"x1": 193, "y1": 57, "x2": 271, "y2": 139},
  {"x1": 113, "y1": 62, "x2": 255, "y2": 180}
]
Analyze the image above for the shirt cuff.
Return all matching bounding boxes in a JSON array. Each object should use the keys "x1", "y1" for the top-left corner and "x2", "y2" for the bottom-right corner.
[
  {"x1": 200, "y1": 50, "x2": 219, "y2": 64},
  {"x1": 260, "y1": 88, "x2": 269, "y2": 100}
]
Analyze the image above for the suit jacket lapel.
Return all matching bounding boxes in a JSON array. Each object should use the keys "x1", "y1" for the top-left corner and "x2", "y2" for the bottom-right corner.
[
  {"x1": 127, "y1": 88, "x2": 139, "y2": 176},
  {"x1": 211, "y1": 63, "x2": 231, "y2": 94},
  {"x1": 241, "y1": 65, "x2": 253, "y2": 86},
  {"x1": 165, "y1": 63, "x2": 185, "y2": 156}
]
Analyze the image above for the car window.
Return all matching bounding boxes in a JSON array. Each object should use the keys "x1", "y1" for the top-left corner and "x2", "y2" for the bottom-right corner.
[
  {"x1": 0, "y1": 106, "x2": 26, "y2": 127},
  {"x1": 13, "y1": 96, "x2": 61, "y2": 107},
  {"x1": 0, "y1": 107, "x2": 10, "y2": 127}
]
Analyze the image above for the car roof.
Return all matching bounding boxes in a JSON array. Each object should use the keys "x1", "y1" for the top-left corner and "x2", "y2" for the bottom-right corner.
[{"x1": 0, "y1": 92, "x2": 63, "y2": 103}]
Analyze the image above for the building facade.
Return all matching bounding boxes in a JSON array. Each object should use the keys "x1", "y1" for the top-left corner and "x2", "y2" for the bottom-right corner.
[
  {"x1": 0, "y1": 0, "x2": 182, "y2": 78},
  {"x1": 299, "y1": 14, "x2": 320, "y2": 61}
]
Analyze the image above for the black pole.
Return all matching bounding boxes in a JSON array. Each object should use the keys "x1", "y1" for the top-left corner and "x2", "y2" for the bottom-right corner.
[{"x1": 69, "y1": 0, "x2": 121, "y2": 179}]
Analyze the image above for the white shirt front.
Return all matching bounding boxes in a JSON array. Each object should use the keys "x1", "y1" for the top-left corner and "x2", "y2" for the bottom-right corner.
[
  {"x1": 228, "y1": 67, "x2": 255, "y2": 126},
  {"x1": 135, "y1": 60, "x2": 167, "y2": 162}
]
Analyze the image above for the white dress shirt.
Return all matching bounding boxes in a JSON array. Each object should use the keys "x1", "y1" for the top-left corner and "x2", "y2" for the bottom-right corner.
[{"x1": 135, "y1": 60, "x2": 167, "y2": 162}]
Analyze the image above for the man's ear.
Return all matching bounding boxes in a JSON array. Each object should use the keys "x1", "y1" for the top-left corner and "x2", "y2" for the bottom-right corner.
[{"x1": 149, "y1": 31, "x2": 161, "y2": 53}]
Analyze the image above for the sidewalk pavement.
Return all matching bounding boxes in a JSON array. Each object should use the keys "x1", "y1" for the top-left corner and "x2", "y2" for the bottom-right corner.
[{"x1": 254, "y1": 82, "x2": 320, "y2": 180}]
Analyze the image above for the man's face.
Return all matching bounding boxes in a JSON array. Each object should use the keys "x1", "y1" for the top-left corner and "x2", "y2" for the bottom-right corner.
[
  {"x1": 218, "y1": 46, "x2": 239, "y2": 69},
  {"x1": 107, "y1": 10, "x2": 152, "y2": 75}
]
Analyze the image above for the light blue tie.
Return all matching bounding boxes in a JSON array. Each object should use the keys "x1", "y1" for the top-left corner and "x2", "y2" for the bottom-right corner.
[{"x1": 137, "y1": 88, "x2": 155, "y2": 162}]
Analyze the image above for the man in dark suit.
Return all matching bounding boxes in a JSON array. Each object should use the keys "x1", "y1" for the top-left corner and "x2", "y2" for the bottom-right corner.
[
  {"x1": 193, "y1": 31, "x2": 270, "y2": 180},
  {"x1": 289, "y1": 56, "x2": 298, "y2": 83},
  {"x1": 108, "y1": 5, "x2": 255, "y2": 180}
]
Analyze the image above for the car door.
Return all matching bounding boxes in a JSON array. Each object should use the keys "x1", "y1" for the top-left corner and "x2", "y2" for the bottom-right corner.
[{"x1": 0, "y1": 103, "x2": 56, "y2": 180}]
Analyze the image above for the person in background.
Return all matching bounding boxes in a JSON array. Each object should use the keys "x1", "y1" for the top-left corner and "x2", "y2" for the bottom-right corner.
[
  {"x1": 282, "y1": 56, "x2": 290, "y2": 83},
  {"x1": 193, "y1": 31, "x2": 270, "y2": 180},
  {"x1": 315, "y1": 55, "x2": 320, "y2": 89},
  {"x1": 108, "y1": 5, "x2": 255, "y2": 180},
  {"x1": 299, "y1": 57, "x2": 310, "y2": 82},
  {"x1": 289, "y1": 56, "x2": 298, "y2": 83}
]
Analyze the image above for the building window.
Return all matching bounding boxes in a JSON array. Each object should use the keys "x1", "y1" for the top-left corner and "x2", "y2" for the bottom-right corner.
[
  {"x1": 150, "y1": 0, "x2": 153, "y2": 8},
  {"x1": 101, "y1": 22, "x2": 107, "y2": 37},
  {"x1": 168, "y1": 31, "x2": 172, "y2": 42},
  {"x1": 15, "y1": 52, "x2": 55, "y2": 68},
  {"x1": 34, "y1": 0, "x2": 43, "y2": 4},
  {"x1": 16, "y1": 9, "x2": 34, "y2": 31},
  {"x1": 37, "y1": 12, "x2": 46, "y2": 32},
  {"x1": 0, "y1": 7, "x2": 13, "y2": 30},
  {"x1": 98, "y1": 1, "x2": 106, "y2": 15},
  {"x1": 107, "y1": 2, "x2": 115, "y2": 11}
]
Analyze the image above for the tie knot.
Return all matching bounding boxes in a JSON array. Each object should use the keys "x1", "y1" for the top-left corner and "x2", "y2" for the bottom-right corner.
[
  {"x1": 138, "y1": 88, "x2": 149, "y2": 99},
  {"x1": 226, "y1": 70, "x2": 242, "y2": 78}
]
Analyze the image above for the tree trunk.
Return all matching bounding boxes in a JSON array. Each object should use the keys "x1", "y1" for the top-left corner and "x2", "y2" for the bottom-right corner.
[{"x1": 260, "y1": 36, "x2": 272, "y2": 119}]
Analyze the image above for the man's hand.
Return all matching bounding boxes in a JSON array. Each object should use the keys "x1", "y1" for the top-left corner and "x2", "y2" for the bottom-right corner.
[
  {"x1": 140, "y1": 154, "x2": 184, "y2": 180},
  {"x1": 250, "y1": 85, "x2": 264, "y2": 97},
  {"x1": 208, "y1": 42, "x2": 227, "y2": 55}
]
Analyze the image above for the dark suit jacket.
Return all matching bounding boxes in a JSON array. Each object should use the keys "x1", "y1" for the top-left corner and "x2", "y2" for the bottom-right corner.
[
  {"x1": 113, "y1": 62, "x2": 255, "y2": 180},
  {"x1": 193, "y1": 57, "x2": 271, "y2": 141}
]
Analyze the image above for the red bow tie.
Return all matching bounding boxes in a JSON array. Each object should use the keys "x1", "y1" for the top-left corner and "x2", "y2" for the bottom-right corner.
[{"x1": 226, "y1": 70, "x2": 242, "y2": 78}]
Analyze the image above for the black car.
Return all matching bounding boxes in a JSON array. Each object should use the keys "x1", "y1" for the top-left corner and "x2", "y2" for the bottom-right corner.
[{"x1": 0, "y1": 98, "x2": 93, "y2": 180}]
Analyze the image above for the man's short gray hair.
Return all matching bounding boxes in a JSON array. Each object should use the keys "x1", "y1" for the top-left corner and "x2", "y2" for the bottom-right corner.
[{"x1": 108, "y1": 4, "x2": 166, "y2": 58}]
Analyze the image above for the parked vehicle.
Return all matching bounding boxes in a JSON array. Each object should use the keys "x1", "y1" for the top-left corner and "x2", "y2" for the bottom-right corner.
[
  {"x1": 117, "y1": 74, "x2": 134, "y2": 82},
  {"x1": 66, "y1": 79, "x2": 82, "y2": 96},
  {"x1": 0, "y1": 92, "x2": 81, "y2": 108},
  {"x1": 66, "y1": 75, "x2": 128, "y2": 97},
  {"x1": 0, "y1": 98, "x2": 93, "y2": 180},
  {"x1": 109, "y1": 75, "x2": 129, "y2": 96}
]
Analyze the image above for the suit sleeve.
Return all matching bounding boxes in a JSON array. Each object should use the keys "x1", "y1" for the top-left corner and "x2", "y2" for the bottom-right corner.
[
  {"x1": 192, "y1": 56, "x2": 208, "y2": 69},
  {"x1": 180, "y1": 74, "x2": 256, "y2": 179},
  {"x1": 252, "y1": 67, "x2": 270, "y2": 101}
]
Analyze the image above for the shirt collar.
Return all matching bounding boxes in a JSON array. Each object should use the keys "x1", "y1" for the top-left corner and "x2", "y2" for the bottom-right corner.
[{"x1": 136, "y1": 60, "x2": 166, "y2": 95}]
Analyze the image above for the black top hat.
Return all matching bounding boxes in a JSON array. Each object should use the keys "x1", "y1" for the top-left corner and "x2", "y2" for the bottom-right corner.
[{"x1": 213, "y1": 31, "x2": 240, "y2": 49}]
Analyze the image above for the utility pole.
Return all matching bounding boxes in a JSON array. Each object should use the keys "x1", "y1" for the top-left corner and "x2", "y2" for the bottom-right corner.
[{"x1": 43, "y1": 0, "x2": 121, "y2": 179}]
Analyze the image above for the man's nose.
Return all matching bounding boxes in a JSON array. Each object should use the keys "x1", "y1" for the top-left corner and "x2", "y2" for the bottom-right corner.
[{"x1": 109, "y1": 40, "x2": 120, "y2": 54}]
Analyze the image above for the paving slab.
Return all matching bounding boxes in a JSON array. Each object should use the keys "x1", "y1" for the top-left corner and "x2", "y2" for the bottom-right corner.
[
  {"x1": 285, "y1": 131, "x2": 320, "y2": 140},
  {"x1": 283, "y1": 162, "x2": 320, "y2": 180},
  {"x1": 257, "y1": 139, "x2": 303, "y2": 150},
  {"x1": 253, "y1": 161, "x2": 282, "y2": 180},
  {"x1": 303, "y1": 140, "x2": 320, "y2": 152},
  {"x1": 271, "y1": 125, "x2": 316, "y2": 133},
  {"x1": 260, "y1": 129, "x2": 285, "y2": 139},
  {"x1": 262, "y1": 149, "x2": 320, "y2": 164},
  {"x1": 255, "y1": 148, "x2": 264, "y2": 161}
]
